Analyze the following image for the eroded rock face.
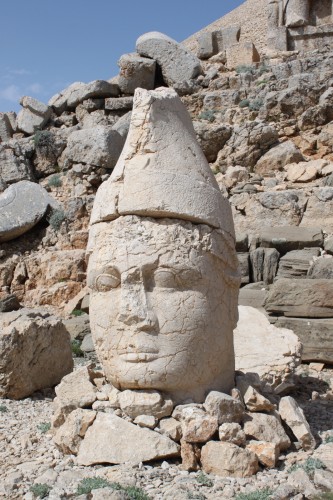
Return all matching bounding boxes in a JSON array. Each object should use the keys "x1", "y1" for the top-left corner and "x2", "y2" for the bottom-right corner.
[{"x1": 87, "y1": 87, "x2": 240, "y2": 404}]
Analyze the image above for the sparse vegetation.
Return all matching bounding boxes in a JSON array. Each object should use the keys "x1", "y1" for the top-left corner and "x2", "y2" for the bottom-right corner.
[
  {"x1": 71, "y1": 339, "x2": 84, "y2": 357},
  {"x1": 123, "y1": 485, "x2": 150, "y2": 500},
  {"x1": 313, "y1": 494, "x2": 333, "y2": 500},
  {"x1": 289, "y1": 457, "x2": 326, "y2": 477},
  {"x1": 196, "y1": 472, "x2": 213, "y2": 488},
  {"x1": 188, "y1": 492, "x2": 206, "y2": 500},
  {"x1": 30, "y1": 483, "x2": 51, "y2": 498},
  {"x1": 71, "y1": 308, "x2": 85, "y2": 317},
  {"x1": 236, "y1": 64, "x2": 254, "y2": 74},
  {"x1": 37, "y1": 422, "x2": 51, "y2": 434},
  {"x1": 0, "y1": 405, "x2": 8, "y2": 413},
  {"x1": 47, "y1": 209, "x2": 66, "y2": 231},
  {"x1": 235, "y1": 487, "x2": 273, "y2": 500},
  {"x1": 198, "y1": 110, "x2": 216, "y2": 122},
  {"x1": 77, "y1": 478, "x2": 150, "y2": 499},
  {"x1": 48, "y1": 174, "x2": 62, "y2": 188},
  {"x1": 239, "y1": 99, "x2": 250, "y2": 108},
  {"x1": 34, "y1": 130, "x2": 58, "y2": 163},
  {"x1": 249, "y1": 99, "x2": 264, "y2": 111}
]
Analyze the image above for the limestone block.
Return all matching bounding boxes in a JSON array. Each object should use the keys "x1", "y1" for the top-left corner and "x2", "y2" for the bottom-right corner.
[
  {"x1": 313, "y1": 443, "x2": 333, "y2": 472},
  {"x1": 0, "y1": 308, "x2": 73, "y2": 399},
  {"x1": 243, "y1": 412, "x2": 291, "y2": 451},
  {"x1": 285, "y1": 0, "x2": 310, "y2": 27},
  {"x1": 285, "y1": 161, "x2": 320, "y2": 182},
  {"x1": 136, "y1": 32, "x2": 202, "y2": 86},
  {"x1": 255, "y1": 141, "x2": 304, "y2": 177},
  {"x1": 201, "y1": 442, "x2": 258, "y2": 477},
  {"x1": 238, "y1": 288, "x2": 267, "y2": 311},
  {"x1": 219, "y1": 26, "x2": 241, "y2": 50},
  {"x1": 300, "y1": 188, "x2": 333, "y2": 232},
  {"x1": 158, "y1": 418, "x2": 182, "y2": 442},
  {"x1": 204, "y1": 391, "x2": 245, "y2": 425},
  {"x1": 0, "y1": 113, "x2": 13, "y2": 142},
  {"x1": 274, "y1": 316, "x2": 333, "y2": 363},
  {"x1": 0, "y1": 148, "x2": 33, "y2": 185},
  {"x1": 218, "y1": 423, "x2": 246, "y2": 446},
  {"x1": 250, "y1": 247, "x2": 279, "y2": 284},
  {"x1": 276, "y1": 248, "x2": 321, "y2": 279},
  {"x1": 238, "y1": 252, "x2": 250, "y2": 285},
  {"x1": 17, "y1": 96, "x2": 51, "y2": 135},
  {"x1": 133, "y1": 415, "x2": 157, "y2": 429},
  {"x1": 258, "y1": 226, "x2": 323, "y2": 253},
  {"x1": 117, "y1": 53, "x2": 156, "y2": 94},
  {"x1": 234, "y1": 306, "x2": 302, "y2": 388},
  {"x1": 193, "y1": 121, "x2": 232, "y2": 163},
  {"x1": 180, "y1": 439, "x2": 201, "y2": 471},
  {"x1": 61, "y1": 126, "x2": 124, "y2": 169},
  {"x1": 236, "y1": 379, "x2": 275, "y2": 412},
  {"x1": 0, "y1": 181, "x2": 54, "y2": 243},
  {"x1": 77, "y1": 413, "x2": 180, "y2": 465},
  {"x1": 118, "y1": 390, "x2": 173, "y2": 419},
  {"x1": 180, "y1": 407, "x2": 218, "y2": 443},
  {"x1": 104, "y1": 96, "x2": 133, "y2": 111},
  {"x1": 226, "y1": 42, "x2": 260, "y2": 70},
  {"x1": 246, "y1": 441, "x2": 279, "y2": 468},
  {"x1": 53, "y1": 409, "x2": 96, "y2": 454},
  {"x1": 279, "y1": 396, "x2": 316, "y2": 450},
  {"x1": 288, "y1": 469, "x2": 317, "y2": 498},
  {"x1": 308, "y1": 258, "x2": 333, "y2": 279},
  {"x1": 197, "y1": 32, "x2": 214, "y2": 59},
  {"x1": 66, "y1": 80, "x2": 119, "y2": 108},
  {"x1": 265, "y1": 278, "x2": 333, "y2": 318}
]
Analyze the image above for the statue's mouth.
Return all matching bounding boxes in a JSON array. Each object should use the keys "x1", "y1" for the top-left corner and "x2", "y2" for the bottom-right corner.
[{"x1": 118, "y1": 352, "x2": 158, "y2": 362}]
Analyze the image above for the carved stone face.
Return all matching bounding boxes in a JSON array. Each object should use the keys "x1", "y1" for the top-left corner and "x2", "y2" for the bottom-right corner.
[{"x1": 87, "y1": 216, "x2": 239, "y2": 403}]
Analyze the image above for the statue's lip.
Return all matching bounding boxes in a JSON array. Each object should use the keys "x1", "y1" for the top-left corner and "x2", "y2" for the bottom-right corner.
[
  {"x1": 119, "y1": 352, "x2": 159, "y2": 362},
  {"x1": 117, "y1": 347, "x2": 158, "y2": 354}
]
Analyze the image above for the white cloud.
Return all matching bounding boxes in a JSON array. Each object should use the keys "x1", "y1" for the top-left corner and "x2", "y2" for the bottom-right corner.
[
  {"x1": 27, "y1": 82, "x2": 43, "y2": 93},
  {"x1": 0, "y1": 84, "x2": 21, "y2": 102}
]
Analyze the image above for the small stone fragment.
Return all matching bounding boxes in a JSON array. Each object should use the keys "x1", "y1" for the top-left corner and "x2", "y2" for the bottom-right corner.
[
  {"x1": 279, "y1": 396, "x2": 316, "y2": 451},
  {"x1": 204, "y1": 391, "x2": 245, "y2": 425},
  {"x1": 219, "y1": 423, "x2": 246, "y2": 446},
  {"x1": 243, "y1": 413, "x2": 291, "y2": 451},
  {"x1": 246, "y1": 440, "x2": 279, "y2": 468},
  {"x1": 237, "y1": 378, "x2": 275, "y2": 412},
  {"x1": 181, "y1": 407, "x2": 218, "y2": 443}
]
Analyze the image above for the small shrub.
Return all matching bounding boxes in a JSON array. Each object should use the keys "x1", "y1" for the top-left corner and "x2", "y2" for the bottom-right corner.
[
  {"x1": 0, "y1": 404, "x2": 8, "y2": 413},
  {"x1": 37, "y1": 422, "x2": 51, "y2": 434},
  {"x1": 123, "y1": 485, "x2": 150, "y2": 500},
  {"x1": 196, "y1": 472, "x2": 213, "y2": 488},
  {"x1": 236, "y1": 65, "x2": 254, "y2": 74},
  {"x1": 239, "y1": 99, "x2": 250, "y2": 108},
  {"x1": 256, "y1": 79, "x2": 268, "y2": 86},
  {"x1": 188, "y1": 493, "x2": 206, "y2": 500},
  {"x1": 34, "y1": 130, "x2": 58, "y2": 162},
  {"x1": 30, "y1": 483, "x2": 51, "y2": 498},
  {"x1": 48, "y1": 174, "x2": 62, "y2": 188},
  {"x1": 289, "y1": 457, "x2": 326, "y2": 477},
  {"x1": 77, "y1": 477, "x2": 112, "y2": 495},
  {"x1": 71, "y1": 339, "x2": 84, "y2": 358},
  {"x1": 257, "y1": 63, "x2": 270, "y2": 75},
  {"x1": 198, "y1": 110, "x2": 216, "y2": 122},
  {"x1": 235, "y1": 488, "x2": 273, "y2": 500},
  {"x1": 313, "y1": 494, "x2": 333, "y2": 500},
  {"x1": 71, "y1": 309, "x2": 85, "y2": 317},
  {"x1": 47, "y1": 209, "x2": 66, "y2": 231},
  {"x1": 325, "y1": 435, "x2": 333, "y2": 444},
  {"x1": 249, "y1": 99, "x2": 264, "y2": 111}
]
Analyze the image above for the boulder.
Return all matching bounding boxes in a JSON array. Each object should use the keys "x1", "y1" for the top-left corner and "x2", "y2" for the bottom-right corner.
[
  {"x1": 201, "y1": 441, "x2": 258, "y2": 477},
  {"x1": 197, "y1": 32, "x2": 214, "y2": 59},
  {"x1": 250, "y1": 247, "x2": 279, "y2": 284},
  {"x1": 0, "y1": 181, "x2": 55, "y2": 243},
  {"x1": 265, "y1": 278, "x2": 333, "y2": 318},
  {"x1": 243, "y1": 412, "x2": 291, "y2": 451},
  {"x1": 274, "y1": 316, "x2": 333, "y2": 363},
  {"x1": 193, "y1": 121, "x2": 232, "y2": 163},
  {"x1": 17, "y1": 97, "x2": 51, "y2": 135},
  {"x1": 279, "y1": 396, "x2": 316, "y2": 450},
  {"x1": 300, "y1": 188, "x2": 333, "y2": 232},
  {"x1": 66, "y1": 80, "x2": 119, "y2": 108},
  {"x1": 117, "y1": 53, "x2": 156, "y2": 94},
  {"x1": 158, "y1": 417, "x2": 182, "y2": 442},
  {"x1": 285, "y1": 161, "x2": 319, "y2": 182},
  {"x1": 308, "y1": 258, "x2": 333, "y2": 279},
  {"x1": 313, "y1": 443, "x2": 333, "y2": 472},
  {"x1": 53, "y1": 409, "x2": 96, "y2": 454},
  {"x1": 255, "y1": 141, "x2": 304, "y2": 177},
  {"x1": 218, "y1": 423, "x2": 246, "y2": 446},
  {"x1": 180, "y1": 439, "x2": 201, "y2": 471},
  {"x1": 204, "y1": 391, "x2": 245, "y2": 425},
  {"x1": 104, "y1": 96, "x2": 133, "y2": 111},
  {"x1": 0, "y1": 308, "x2": 73, "y2": 399},
  {"x1": 276, "y1": 248, "x2": 321, "y2": 279},
  {"x1": 118, "y1": 390, "x2": 173, "y2": 419},
  {"x1": 0, "y1": 148, "x2": 33, "y2": 185},
  {"x1": 258, "y1": 226, "x2": 323, "y2": 254},
  {"x1": 226, "y1": 42, "x2": 260, "y2": 70},
  {"x1": 136, "y1": 32, "x2": 202, "y2": 86},
  {"x1": 180, "y1": 407, "x2": 218, "y2": 443},
  {"x1": 77, "y1": 413, "x2": 180, "y2": 465},
  {"x1": 234, "y1": 306, "x2": 302, "y2": 388},
  {"x1": 246, "y1": 441, "x2": 279, "y2": 468},
  {"x1": 60, "y1": 126, "x2": 124, "y2": 169}
]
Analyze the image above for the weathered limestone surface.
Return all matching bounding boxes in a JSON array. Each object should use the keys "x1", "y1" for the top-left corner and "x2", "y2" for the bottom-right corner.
[
  {"x1": 117, "y1": 53, "x2": 156, "y2": 94},
  {"x1": 201, "y1": 442, "x2": 259, "y2": 477},
  {"x1": 276, "y1": 249, "x2": 321, "y2": 279},
  {"x1": 77, "y1": 413, "x2": 180, "y2": 465},
  {"x1": 258, "y1": 226, "x2": 323, "y2": 253},
  {"x1": 0, "y1": 309, "x2": 73, "y2": 399},
  {"x1": 243, "y1": 412, "x2": 291, "y2": 450},
  {"x1": 17, "y1": 96, "x2": 51, "y2": 135},
  {"x1": 234, "y1": 306, "x2": 302, "y2": 388},
  {"x1": 0, "y1": 112, "x2": 13, "y2": 142},
  {"x1": 136, "y1": 32, "x2": 202, "y2": 86},
  {"x1": 118, "y1": 390, "x2": 173, "y2": 419},
  {"x1": 0, "y1": 181, "x2": 55, "y2": 242},
  {"x1": 279, "y1": 396, "x2": 316, "y2": 451},
  {"x1": 0, "y1": 148, "x2": 33, "y2": 186}
]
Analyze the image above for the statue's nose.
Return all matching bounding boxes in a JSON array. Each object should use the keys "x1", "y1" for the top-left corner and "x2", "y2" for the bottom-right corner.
[{"x1": 117, "y1": 280, "x2": 158, "y2": 331}]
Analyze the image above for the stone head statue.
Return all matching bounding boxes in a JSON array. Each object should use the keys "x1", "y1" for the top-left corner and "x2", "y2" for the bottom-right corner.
[{"x1": 87, "y1": 87, "x2": 240, "y2": 404}]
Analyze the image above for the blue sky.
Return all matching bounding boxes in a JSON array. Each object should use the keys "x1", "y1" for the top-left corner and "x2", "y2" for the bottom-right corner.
[{"x1": 0, "y1": 1, "x2": 243, "y2": 113}]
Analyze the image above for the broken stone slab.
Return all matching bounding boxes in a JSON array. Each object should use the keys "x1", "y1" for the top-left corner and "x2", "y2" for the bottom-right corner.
[
  {"x1": 276, "y1": 248, "x2": 321, "y2": 279},
  {"x1": 104, "y1": 97, "x2": 133, "y2": 111},
  {"x1": 265, "y1": 278, "x2": 333, "y2": 318},
  {"x1": 0, "y1": 112, "x2": 14, "y2": 142},
  {"x1": 250, "y1": 247, "x2": 279, "y2": 284},
  {"x1": 243, "y1": 412, "x2": 291, "y2": 451},
  {"x1": 0, "y1": 148, "x2": 33, "y2": 185},
  {"x1": 90, "y1": 87, "x2": 235, "y2": 237},
  {"x1": 226, "y1": 42, "x2": 260, "y2": 70},
  {"x1": 204, "y1": 391, "x2": 244, "y2": 425},
  {"x1": 0, "y1": 181, "x2": 55, "y2": 243},
  {"x1": 246, "y1": 441, "x2": 279, "y2": 468},
  {"x1": 236, "y1": 378, "x2": 275, "y2": 412},
  {"x1": 180, "y1": 407, "x2": 218, "y2": 443},
  {"x1": 279, "y1": 396, "x2": 316, "y2": 451},
  {"x1": 234, "y1": 306, "x2": 302, "y2": 389},
  {"x1": 300, "y1": 188, "x2": 333, "y2": 232},
  {"x1": 118, "y1": 390, "x2": 173, "y2": 419},
  {"x1": 136, "y1": 32, "x2": 202, "y2": 86},
  {"x1": 53, "y1": 409, "x2": 96, "y2": 455},
  {"x1": 0, "y1": 308, "x2": 73, "y2": 399},
  {"x1": 117, "y1": 53, "x2": 156, "y2": 94},
  {"x1": 77, "y1": 412, "x2": 180, "y2": 465},
  {"x1": 60, "y1": 126, "x2": 124, "y2": 169},
  {"x1": 17, "y1": 96, "x2": 51, "y2": 135},
  {"x1": 219, "y1": 26, "x2": 241, "y2": 50},
  {"x1": 133, "y1": 415, "x2": 157, "y2": 429},
  {"x1": 274, "y1": 316, "x2": 333, "y2": 363},
  {"x1": 258, "y1": 226, "x2": 324, "y2": 254},
  {"x1": 197, "y1": 32, "x2": 214, "y2": 60},
  {"x1": 201, "y1": 441, "x2": 258, "y2": 477},
  {"x1": 218, "y1": 423, "x2": 246, "y2": 446},
  {"x1": 285, "y1": 161, "x2": 319, "y2": 183}
]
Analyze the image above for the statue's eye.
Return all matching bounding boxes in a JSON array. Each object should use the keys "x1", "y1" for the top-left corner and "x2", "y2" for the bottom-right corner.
[
  {"x1": 154, "y1": 269, "x2": 177, "y2": 288},
  {"x1": 95, "y1": 272, "x2": 120, "y2": 292}
]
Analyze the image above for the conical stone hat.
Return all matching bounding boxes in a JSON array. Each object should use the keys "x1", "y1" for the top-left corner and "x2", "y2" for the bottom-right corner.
[{"x1": 90, "y1": 87, "x2": 235, "y2": 238}]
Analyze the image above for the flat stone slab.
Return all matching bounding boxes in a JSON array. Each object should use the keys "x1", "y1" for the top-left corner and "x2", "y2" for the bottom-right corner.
[
  {"x1": 276, "y1": 248, "x2": 321, "y2": 279},
  {"x1": 77, "y1": 413, "x2": 180, "y2": 465},
  {"x1": 258, "y1": 226, "x2": 323, "y2": 254},
  {"x1": 0, "y1": 181, "x2": 52, "y2": 242},
  {"x1": 265, "y1": 278, "x2": 333, "y2": 318}
]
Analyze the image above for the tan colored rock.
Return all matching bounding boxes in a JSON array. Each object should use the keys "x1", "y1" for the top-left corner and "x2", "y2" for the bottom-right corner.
[
  {"x1": 53, "y1": 409, "x2": 96, "y2": 455},
  {"x1": 201, "y1": 442, "x2": 259, "y2": 477},
  {"x1": 313, "y1": 443, "x2": 333, "y2": 472},
  {"x1": 246, "y1": 441, "x2": 279, "y2": 468},
  {"x1": 287, "y1": 469, "x2": 317, "y2": 498},
  {"x1": 219, "y1": 423, "x2": 246, "y2": 446},
  {"x1": 158, "y1": 418, "x2": 182, "y2": 442},
  {"x1": 77, "y1": 413, "x2": 180, "y2": 465},
  {"x1": 284, "y1": 162, "x2": 318, "y2": 183},
  {"x1": 0, "y1": 309, "x2": 73, "y2": 399},
  {"x1": 118, "y1": 390, "x2": 173, "y2": 419},
  {"x1": 236, "y1": 379, "x2": 275, "y2": 412},
  {"x1": 226, "y1": 42, "x2": 260, "y2": 70},
  {"x1": 279, "y1": 396, "x2": 316, "y2": 451},
  {"x1": 133, "y1": 415, "x2": 157, "y2": 429},
  {"x1": 243, "y1": 413, "x2": 291, "y2": 451},
  {"x1": 234, "y1": 306, "x2": 302, "y2": 389},
  {"x1": 180, "y1": 439, "x2": 201, "y2": 471},
  {"x1": 180, "y1": 407, "x2": 218, "y2": 443},
  {"x1": 204, "y1": 391, "x2": 245, "y2": 425}
]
